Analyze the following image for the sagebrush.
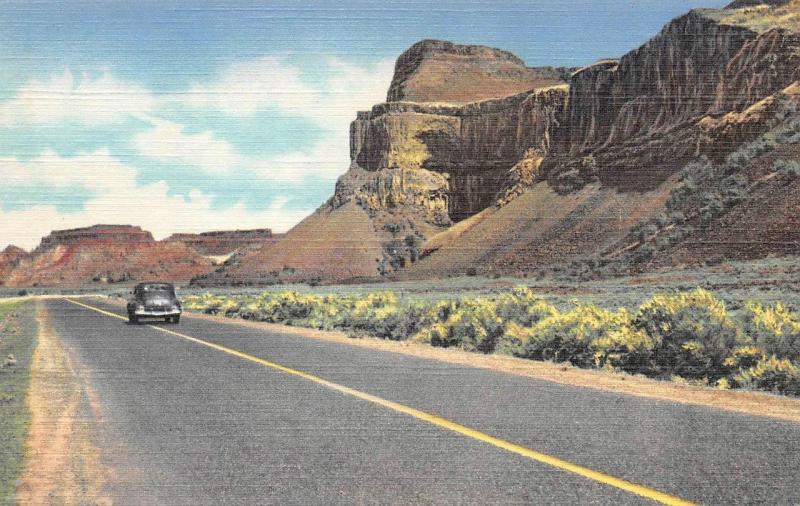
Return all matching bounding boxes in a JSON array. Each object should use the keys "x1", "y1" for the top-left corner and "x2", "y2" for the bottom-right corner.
[{"x1": 184, "y1": 287, "x2": 800, "y2": 396}]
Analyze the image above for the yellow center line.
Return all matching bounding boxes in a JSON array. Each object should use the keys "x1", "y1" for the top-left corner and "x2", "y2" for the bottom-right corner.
[{"x1": 64, "y1": 297, "x2": 695, "y2": 506}]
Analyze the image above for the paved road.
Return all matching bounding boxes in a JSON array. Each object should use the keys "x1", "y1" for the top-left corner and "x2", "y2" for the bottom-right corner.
[{"x1": 44, "y1": 298, "x2": 800, "y2": 505}]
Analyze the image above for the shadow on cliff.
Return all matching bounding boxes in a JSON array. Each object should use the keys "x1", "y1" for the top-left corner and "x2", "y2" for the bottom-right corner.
[{"x1": 416, "y1": 129, "x2": 513, "y2": 221}]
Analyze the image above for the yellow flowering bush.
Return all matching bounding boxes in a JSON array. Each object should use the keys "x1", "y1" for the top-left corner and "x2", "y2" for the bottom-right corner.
[
  {"x1": 634, "y1": 289, "x2": 743, "y2": 379},
  {"x1": 182, "y1": 292, "x2": 227, "y2": 314},
  {"x1": 744, "y1": 301, "x2": 800, "y2": 361},
  {"x1": 590, "y1": 323, "x2": 656, "y2": 373},
  {"x1": 723, "y1": 346, "x2": 767, "y2": 370},
  {"x1": 180, "y1": 288, "x2": 800, "y2": 397},
  {"x1": 498, "y1": 304, "x2": 641, "y2": 367},
  {"x1": 731, "y1": 356, "x2": 800, "y2": 395},
  {"x1": 493, "y1": 287, "x2": 558, "y2": 326}
]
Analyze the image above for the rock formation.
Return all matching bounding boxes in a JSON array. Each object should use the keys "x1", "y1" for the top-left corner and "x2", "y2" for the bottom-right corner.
[
  {"x1": 164, "y1": 229, "x2": 277, "y2": 256},
  {"x1": 386, "y1": 39, "x2": 569, "y2": 104},
  {"x1": 0, "y1": 245, "x2": 27, "y2": 282},
  {"x1": 214, "y1": 1, "x2": 800, "y2": 283},
  {"x1": 545, "y1": 6, "x2": 800, "y2": 190},
  {"x1": 34, "y1": 225, "x2": 154, "y2": 252},
  {"x1": 0, "y1": 225, "x2": 215, "y2": 287}
]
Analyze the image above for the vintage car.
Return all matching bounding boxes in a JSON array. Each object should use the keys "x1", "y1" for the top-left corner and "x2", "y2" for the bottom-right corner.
[{"x1": 127, "y1": 282, "x2": 182, "y2": 324}]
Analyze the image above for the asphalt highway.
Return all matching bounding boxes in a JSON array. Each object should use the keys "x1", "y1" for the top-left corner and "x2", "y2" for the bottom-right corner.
[{"x1": 44, "y1": 298, "x2": 800, "y2": 504}]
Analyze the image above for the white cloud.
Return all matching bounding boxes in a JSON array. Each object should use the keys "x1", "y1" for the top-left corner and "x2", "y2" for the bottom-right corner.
[
  {"x1": 232, "y1": 56, "x2": 395, "y2": 181},
  {"x1": 0, "y1": 150, "x2": 312, "y2": 250},
  {"x1": 314, "y1": 57, "x2": 396, "y2": 130},
  {"x1": 0, "y1": 148, "x2": 137, "y2": 191},
  {"x1": 131, "y1": 56, "x2": 394, "y2": 180},
  {"x1": 0, "y1": 69, "x2": 155, "y2": 126},
  {"x1": 175, "y1": 55, "x2": 394, "y2": 131},
  {"x1": 132, "y1": 117, "x2": 242, "y2": 175},
  {"x1": 0, "y1": 55, "x2": 396, "y2": 247},
  {"x1": 178, "y1": 55, "x2": 320, "y2": 117}
]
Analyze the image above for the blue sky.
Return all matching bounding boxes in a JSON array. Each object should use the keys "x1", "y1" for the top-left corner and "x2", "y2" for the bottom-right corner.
[{"x1": 0, "y1": 0, "x2": 728, "y2": 249}]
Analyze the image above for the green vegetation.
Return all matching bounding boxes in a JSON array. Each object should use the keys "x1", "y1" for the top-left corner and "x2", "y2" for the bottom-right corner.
[
  {"x1": 185, "y1": 287, "x2": 800, "y2": 396},
  {"x1": 572, "y1": 117, "x2": 800, "y2": 277},
  {"x1": 0, "y1": 301, "x2": 36, "y2": 503}
]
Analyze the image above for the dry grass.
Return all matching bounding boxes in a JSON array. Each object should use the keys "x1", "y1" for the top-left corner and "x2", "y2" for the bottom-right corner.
[{"x1": 709, "y1": 1, "x2": 800, "y2": 32}]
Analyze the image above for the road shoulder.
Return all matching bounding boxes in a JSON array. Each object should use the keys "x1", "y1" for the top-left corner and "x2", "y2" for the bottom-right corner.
[
  {"x1": 15, "y1": 301, "x2": 111, "y2": 505},
  {"x1": 0, "y1": 300, "x2": 36, "y2": 503}
]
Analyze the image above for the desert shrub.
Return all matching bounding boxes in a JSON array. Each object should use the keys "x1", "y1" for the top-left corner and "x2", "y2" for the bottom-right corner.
[
  {"x1": 719, "y1": 174, "x2": 748, "y2": 207},
  {"x1": 590, "y1": 321, "x2": 656, "y2": 374},
  {"x1": 723, "y1": 345, "x2": 767, "y2": 371},
  {"x1": 340, "y1": 291, "x2": 401, "y2": 336},
  {"x1": 493, "y1": 287, "x2": 558, "y2": 327},
  {"x1": 731, "y1": 356, "x2": 800, "y2": 396},
  {"x1": 698, "y1": 192, "x2": 725, "y2": 226},
  {"x1": 383, "y1": 299, "x2": 452, "y2": 340},
  {"x1": 638, "y1": 223, "x2": 659, "y2": 242},
  {"x1": 248, "y1": 291, "x2": 326, "y2": 324},
  {"x1": 411, "y1": 288, "x2": 558, "y2": 352},
  {"x1": 305, "y1": 295, "x2": 350, "y2": 330},
  {"x1": 500, "y1": 304, "x2": 634, "y2": 367},
  {"x1": 219, "y1": 298, "x2": 243, "y2": 317},
  {"x1": 743, "y1": 301, "x2": 800, "y2": 361},
  {"x1": 413, "y1": 298, "x2": 502, "y2": 352},
  {"x1": 182, "y1": 288, "x2": 800, "y2": 396},
  {"x1": 448, "y1": 299, "x2": 505, "y2": 352},
  {"x1": 183, "y1": 293, "x2": 227, "y2": 314},
  {"x1": 634, "y1": 289, "x2": 743, "y2": 379},
  {"x1": 774, "y1": 159, "x2": 800, "y2": 180}
]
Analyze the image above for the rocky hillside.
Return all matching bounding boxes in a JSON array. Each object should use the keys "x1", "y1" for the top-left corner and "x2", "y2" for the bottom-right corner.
[
  {"x1": 212, "y1": 0, "x2": 800, "y2": 284},
  {"x1": 0, "y1": 225, "x2": 214, "y2": 287},
  {"x1": 0, "y1": 245, "x2": 27, "y2": 282}
]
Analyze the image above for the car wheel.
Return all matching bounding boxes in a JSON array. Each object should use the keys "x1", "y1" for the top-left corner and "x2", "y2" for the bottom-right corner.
[
  {"x1": 129, "y1": 314, "x2": 138, "y2": 324},
  {"x1": 172, "y1": 316, "x2": 180, "y2": 324}
]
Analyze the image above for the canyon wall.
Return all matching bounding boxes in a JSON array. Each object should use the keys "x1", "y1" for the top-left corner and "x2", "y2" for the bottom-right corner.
[
  {"x1": 213, "y1": 1, "x2": 800, "y2": 283},
  {"x1": 546, "y1": 8, "x2": 800, "y2": 190},
  {"x1": 343, "y1": 85, "x2": 567, "y2": 221}
]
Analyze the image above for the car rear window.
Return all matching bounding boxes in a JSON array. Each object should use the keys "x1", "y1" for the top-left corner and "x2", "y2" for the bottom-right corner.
[
  {"x1": 143, "y1": 284, "x2": 172, "y2": 291},
  {"x1": 141, "y1": 284, "x2": 174, "y2": 295}
]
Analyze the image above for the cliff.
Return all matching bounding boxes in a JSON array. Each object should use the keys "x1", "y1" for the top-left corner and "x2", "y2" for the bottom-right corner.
[
  {"x1": 214, "y1": 1, "x2": 800, "y2": 283},
  {"x1": 164, "y1": 228, "x2": 277, "y2": 256},
  {"x1": 546, "y1": 7, "x2": 800, "y2": 190},
  {"x1": 0, "y1": 245, "x2": 27, "y2": 282},
  {"x1": 35, "y1": 225, "x2": 155, "y2": 253},
  {"x1": 347, "y1": 86, "x2": 567, "y2": 219}
]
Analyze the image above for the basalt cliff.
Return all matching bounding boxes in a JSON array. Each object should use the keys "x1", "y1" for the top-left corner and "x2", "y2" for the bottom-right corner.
[{"x1": 210, "y1": 1, "x2": 800, "y2": 283}]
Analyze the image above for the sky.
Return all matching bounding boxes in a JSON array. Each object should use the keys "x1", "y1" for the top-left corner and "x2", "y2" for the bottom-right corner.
[{"x1": 0, "y1": 0, "x2": 728, "y2": 250}]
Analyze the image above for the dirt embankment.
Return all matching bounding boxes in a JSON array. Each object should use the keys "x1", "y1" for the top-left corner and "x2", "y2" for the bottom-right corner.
[{"x1": 16, "y1": 302, "x2": 112, "y2": 505}]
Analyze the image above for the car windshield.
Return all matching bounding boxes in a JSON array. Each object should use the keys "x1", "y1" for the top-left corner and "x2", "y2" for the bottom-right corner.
[{"x1": 140, "y1": 284, "x2": 174, "y2": 297}]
